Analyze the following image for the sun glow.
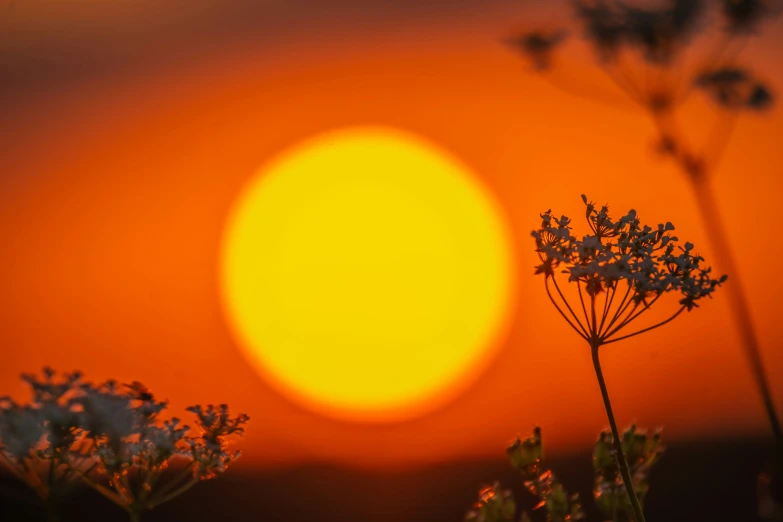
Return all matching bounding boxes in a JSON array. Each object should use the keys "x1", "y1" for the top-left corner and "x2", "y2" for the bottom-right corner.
[{"x1": 219, "y1": 126, "x2": 514, "y2": 422}]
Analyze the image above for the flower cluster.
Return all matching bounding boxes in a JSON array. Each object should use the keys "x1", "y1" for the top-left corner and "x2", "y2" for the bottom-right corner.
[
  {"x1": 509, "y1": 1, "x2": 776, "y2": 116},
  {"x1": 593, "y1": 426, "x2": 665, "y2": 520},
  {"x1": 0, "y1": 368, "x2": 249, "y2": 522},
  {"x1": 695, "y1": 67, "x2": 773, "y2": 110},
  {"x1": 532, "y1": 195, "x2": 726, "y2": 345},
  {"x1": 185, "y1": 404, "x2": 249, "y2": 480},
  {"x1": 0, "y1": 368, "x2": 87, "y2": 506},
  {"x1": 574, "y1": 0, "x2": 705, "y2": 65}
]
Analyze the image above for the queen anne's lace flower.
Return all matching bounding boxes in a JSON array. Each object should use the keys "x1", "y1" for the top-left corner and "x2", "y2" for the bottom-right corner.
[
  {"x1": 0, "y1": 370, "x2": 249, "y2": 521},
  {"x1": 0, "y1": 399, "x2": 45, "y2": 461},
  {"x1": 532, "y1": 195, "x2": 726, "y2": 346}
]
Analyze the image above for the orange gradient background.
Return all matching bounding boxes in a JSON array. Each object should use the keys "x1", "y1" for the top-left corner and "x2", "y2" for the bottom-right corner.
[{"x1": 1, "y1": 0, "x2": 782, "y2": 471}]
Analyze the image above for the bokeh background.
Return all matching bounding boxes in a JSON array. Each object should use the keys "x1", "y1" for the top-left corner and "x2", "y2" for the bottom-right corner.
[{"x1": 1, "y1": 0, "x2": 782, "y2": 520}]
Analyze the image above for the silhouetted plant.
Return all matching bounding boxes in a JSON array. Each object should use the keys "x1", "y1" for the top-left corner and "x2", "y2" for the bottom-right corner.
[
  {"x1": 531, "y1": 195, "x2": 724, "y2": 522},
  {"x1": 506, "y1": 0, "x2": 781, "y2": 490},
  {"x1": 593, "y1": 426, "x2": 664, "y2": 521},
  {"x1": 507, "y1": 427, "x2": 585, "y2": 522},
  {"x1": 0, "y1": 368, "x2": 249, "y2": 522},
  {"x1": 467, "y1": 427, "x2": 661, "y2": 522}
]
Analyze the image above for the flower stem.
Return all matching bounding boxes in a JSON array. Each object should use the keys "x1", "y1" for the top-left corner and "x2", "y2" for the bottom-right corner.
[
  {"x1": 129, "y1": 510, "x2": 142, "y2": 522},
  {"x1": 691, "y1": 177, "x2": 783, "y2": 455},
  {"x1": 591, "y1": 344, "x2": 646, "y2": 522},
  {"x1": 148, "y1": 477, "x2": 198, "y2": 509}
]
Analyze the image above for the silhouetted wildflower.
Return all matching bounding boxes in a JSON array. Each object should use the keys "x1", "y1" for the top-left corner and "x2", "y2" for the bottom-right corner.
[
  {"x1": 624, "y1": 0, "x2": 704, "y2": 64},
  {"x1": 0, "y1": 369, "x2": 92, "y2": 521},
  {"x1": 0, "y1": 369, "x2": 249, "y2": 522},
  {"x1": 507, "y1": 0, "x2": 783, "y2": 512},
  {"x1": 531, "y1": 196, "x2": 724, "y2": 522},
  {"x1": 572, "y1": 0, "x2": 627, "y2": 62},
  {"x1": 532, "y1": 195, "x2": 725, "y2": 338}
]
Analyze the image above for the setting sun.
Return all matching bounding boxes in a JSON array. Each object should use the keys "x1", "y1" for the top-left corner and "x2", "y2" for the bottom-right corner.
[{"x1": 219, "y1": 126, "x2": 515, "y2": 422}]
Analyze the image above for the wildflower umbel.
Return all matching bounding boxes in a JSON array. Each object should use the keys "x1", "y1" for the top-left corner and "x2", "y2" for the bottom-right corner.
[
  {"x1": 0, "y1": 368, "x2": 91, "y2": 520},
  {"x1": 532, "y1": 195, "x2": 725, "y2": 522},
  {"x1": 532, "y1": 194, "x2": 726, "y2": 346},
  {"x1": 0, "y1": 369, "x2": 250, "y2": 522}
]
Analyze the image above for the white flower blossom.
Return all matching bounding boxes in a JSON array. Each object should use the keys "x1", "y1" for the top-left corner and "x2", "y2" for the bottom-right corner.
[{"x1": 532, "y1": 195, "x2": 726, "y2": 345}]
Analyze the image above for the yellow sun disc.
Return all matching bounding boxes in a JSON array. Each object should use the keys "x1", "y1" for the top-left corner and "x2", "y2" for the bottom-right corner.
[{"x1": 219, "y1": 126, "x2": 514, "y2": 422}]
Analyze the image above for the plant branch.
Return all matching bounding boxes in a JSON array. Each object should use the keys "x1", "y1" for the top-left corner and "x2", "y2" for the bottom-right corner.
[
  {"x1": 604, "y1": 293, "x2": 663, "y2": 340},
  {"x1": 71, "y1": 468, "x2": 127, "y2": 510},
  {"x1": 577, "y1": 280, "x2": 592, "y2": 334},
  {"x1": 0, "y1": 452, "x2": 27, "y2": 484},
  {"x1": 603, "y1": 306, "x2": 685, "y2": 345},
  {"x1": 148, "y1": 477, "x2": 198, "y2": 509},
  {"x1": 547, "y1": 277, "x2": 590, "y2": 340},
  {"x1": 599, "y1": 283, "x2": 615, "y2": 335}
]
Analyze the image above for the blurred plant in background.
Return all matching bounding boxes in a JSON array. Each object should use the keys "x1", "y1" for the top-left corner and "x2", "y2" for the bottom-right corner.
[
  {"x1": 507, "y1": 427, "x2": 585, "y2": 522},
  {"x1": 467, "y1": 427, "x2": 661, "y2": 522},
  {"x1": 506, "y1": 3, "x2": 782, "y2": 510},
  {"x1": 0, "y1": 368, "x2": 249, "y2": 522},
  {"x1": 531, "y1": 195, "x2": 725, "y2": 521}
]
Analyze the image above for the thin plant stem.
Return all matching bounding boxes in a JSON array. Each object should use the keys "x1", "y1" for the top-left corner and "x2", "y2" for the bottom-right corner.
[
  {"x1": 538, "y1": 70, "x2": 640, "y2": 114},
  {"x1": 21, "y1": 460, "x2": 48, "y2": 500},
  {"x1": 648, "y1": 82, "x2": 783, "y2": 462},
  {"x1": 600, "y1": 283, "x2": 614, "y2": 333},
  {"x1": 71, "y1": 467, "x2": 126, "y2": 509},
  {"x1": 604, "y1": 293, "x2": 663, "y2": 340},
  {"x1": 591, "y1": 344, "x2": 647, "y2": 522},
  {"x1": 148, "y1": 464, "x2": 195, "y2": 506},
  {"x1": 577, "y1": 281, "x2": 592, "y2": 331},
  {"x1": 690, "y1": 175, "x2": 783, "y2": 453},
  {"x1": 0, "y1": 452, "x2": 27, "y2": 484},
  {"x1": 602, "y1": 281, "x2": 634, "y2": 335},
  {"x1": 604, "y1": 307, "x2": 685, "y2": 345},
  {"x1": 46, "y1": 497, "x2": 60, "y2": 522},
  {"x1": 603, "y1": 290, "x2": 637, "y2": 338},
  {"x1": 549, "y1": 277, "x2": 591, "y2": 339},
  {"x1": 148, "y1": 478, "x2": 198, "y2": 509}
]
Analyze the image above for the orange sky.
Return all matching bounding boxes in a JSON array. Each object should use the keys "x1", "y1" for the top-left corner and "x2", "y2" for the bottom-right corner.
[{"x1": 1, "y1": 0, "x2": 783, "y2": 471}]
